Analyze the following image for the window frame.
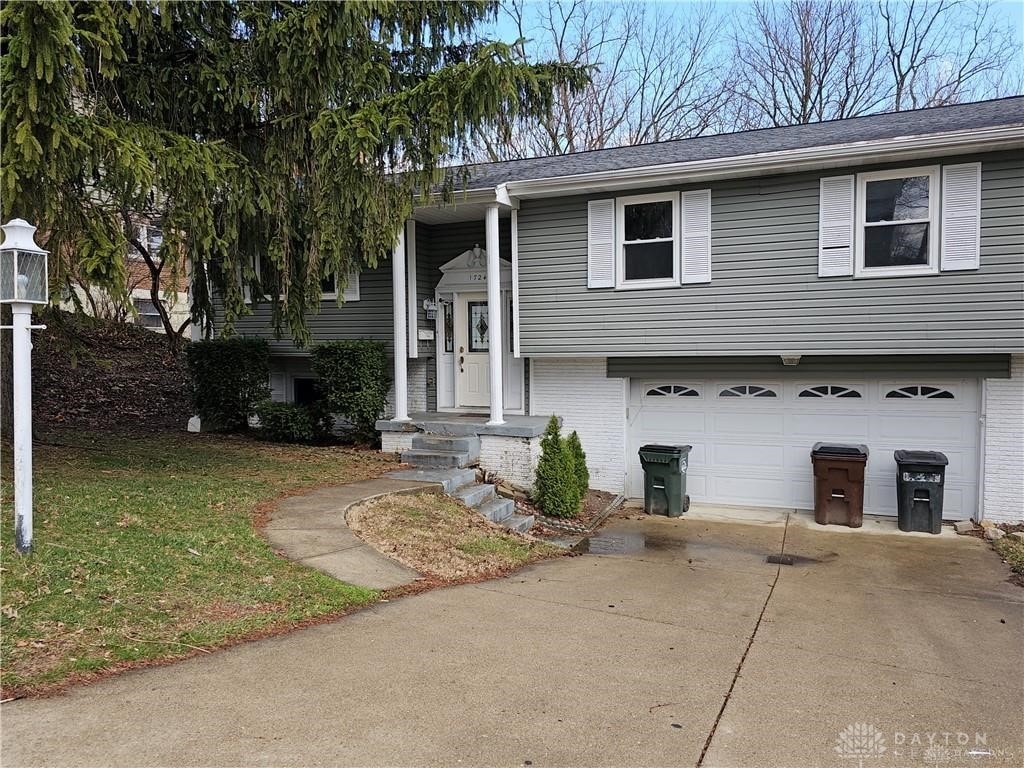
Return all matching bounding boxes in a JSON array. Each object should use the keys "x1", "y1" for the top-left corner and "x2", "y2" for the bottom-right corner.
[
  {"x1": 615, "y1": 192, "x2": 680, "y2": 290},
  {"x1": 321, "y1": 272, "x2": 338, "y2": 300},
  {"x1": 854, "y1": 165, "x2": 940, "y2": 278},
  {"x1": 133, "y1": 297, "x2": 163, "y2": 329},
  {"x1": 321, "y1": 270, "x2": 360, "y2": 303}
]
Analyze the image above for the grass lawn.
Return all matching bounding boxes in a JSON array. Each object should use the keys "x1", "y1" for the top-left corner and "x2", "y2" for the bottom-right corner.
[
  {"x1": 0, "y1": 430, "x2": 398, "y2": 697},
  {"x1": 347, "y1": 492, "x2": 560, "y2": 581}
]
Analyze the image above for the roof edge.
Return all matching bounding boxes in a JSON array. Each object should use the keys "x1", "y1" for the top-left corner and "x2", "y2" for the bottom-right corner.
[{"x1": 496, "y1": 124, "x2": 1023, "y2": 198}]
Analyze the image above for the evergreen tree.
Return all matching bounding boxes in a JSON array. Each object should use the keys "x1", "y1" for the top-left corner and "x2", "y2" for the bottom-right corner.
[
  {"x1": 533, "y1": 415, "x2": 583, "y2": 519},
  {"x1": 566, "y1": 430, "x2": 589, "y2": 500},
  {"x1": 0, "y1": 1, "x2": 587, "y2": 346}
]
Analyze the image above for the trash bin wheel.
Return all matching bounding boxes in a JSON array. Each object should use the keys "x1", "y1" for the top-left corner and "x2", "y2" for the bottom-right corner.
[{"x1": 683, "y1": 495, "x2": 690, "y2": 514}]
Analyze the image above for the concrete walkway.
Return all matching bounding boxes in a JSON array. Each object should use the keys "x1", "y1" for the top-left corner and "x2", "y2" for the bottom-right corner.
[
  {"x1": 3, "y1": 515, "x2": 1022, "y2": 767},
  {"x1": 264, "y1": 478, "x2": 436, "y2": 590}
]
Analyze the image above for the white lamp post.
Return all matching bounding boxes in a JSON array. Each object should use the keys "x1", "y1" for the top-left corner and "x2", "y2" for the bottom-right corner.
[{"x1": 1, "y1": 218, "x2": 48, "y2": 554}]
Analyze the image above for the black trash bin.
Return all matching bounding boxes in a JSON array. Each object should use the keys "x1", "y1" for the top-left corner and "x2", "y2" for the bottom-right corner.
[
  {"x1": 894, "y1": 450, "x2": 948, "y2": 534},
  {"x1": 638, "y1": 444, "x2": 691, "y2": 518}
]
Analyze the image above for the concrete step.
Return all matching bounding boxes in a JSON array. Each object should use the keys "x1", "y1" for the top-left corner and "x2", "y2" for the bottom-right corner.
[
  {"x1": 384, "y1": 468, "x2": 477, "y2": 494},
  {"x1": 414, "y1": 419, "x2": 481, "y2": 437},
  {"x1": 412, "y1": 434, "x2": 480, "y2": 459},
  {"x1": 454, "y1": 483, "x2": 496, "y2": 508},
  {"x1": 477, "y1": 496, "x2": 515, "y2": 524},
  {"x1": 502, "y1": 514, "x2": 535, "y2": 534},
  {"x1": 401, "y1": 449, "x2": 475, "y2": 469}
]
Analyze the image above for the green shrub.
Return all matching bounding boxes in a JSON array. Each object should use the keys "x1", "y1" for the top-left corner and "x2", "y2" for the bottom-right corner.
[
  {"x1": 566, "y1": 431, "x2": 590, "y2": 499},
  {"x1": 533, "y1": 416, "x2": 583, "y2": 519},
  {"x1": 311, "y1": 340, "x2": 389, "y2": 441},
  {"x1": 255, "y1": 400, "x2": 335, "y2": 444},
  {"x1": 185, "y1": 337, "x2": 270, "y2": 431}
]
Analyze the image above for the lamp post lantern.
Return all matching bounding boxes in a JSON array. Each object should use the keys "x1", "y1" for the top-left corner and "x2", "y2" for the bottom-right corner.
[{"x1": 1, "y1": 218, "x2": 48, "y2": 554}]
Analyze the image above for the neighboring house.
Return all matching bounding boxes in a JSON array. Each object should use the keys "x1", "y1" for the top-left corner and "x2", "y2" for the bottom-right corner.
[
  {"x1": 63, "y1": 223, "x2": 191, "y2": 334},
  {"x1": 224, "y1": 97, "x2": 1024, "y2": 523}
]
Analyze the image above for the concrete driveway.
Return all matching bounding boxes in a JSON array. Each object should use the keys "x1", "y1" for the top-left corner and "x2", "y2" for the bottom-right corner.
[{"x1": 3, "y1": 514, "x2": 1022, "y2": 768}]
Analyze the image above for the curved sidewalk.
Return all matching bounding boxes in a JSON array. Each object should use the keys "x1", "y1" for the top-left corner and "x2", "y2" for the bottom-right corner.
[{"x1": 264, "y1": 478, "x2": 436, "y2": 589}]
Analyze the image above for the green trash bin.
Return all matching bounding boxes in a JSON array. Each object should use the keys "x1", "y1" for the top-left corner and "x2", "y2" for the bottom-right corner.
[{"x1": 638, "y1": 444, "x2": 691, "y2": 517}]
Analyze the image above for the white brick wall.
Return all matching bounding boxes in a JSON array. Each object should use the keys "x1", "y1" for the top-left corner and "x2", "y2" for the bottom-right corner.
[
  {"x1": 382, "y1": 359, "x2": 428, "y2": 418},
  {"x1": 479, "y1": 434, "x2": 542, "y2": 491},
  {"x1": 530, "y1": 358, "x2": 626, "y2": 494},
  {"x1": 381, "y1": 432, "x2": 414, "y2": 455},
  {"x1": 984, "y1": 354, "x2": 1024, "y2": 523}
]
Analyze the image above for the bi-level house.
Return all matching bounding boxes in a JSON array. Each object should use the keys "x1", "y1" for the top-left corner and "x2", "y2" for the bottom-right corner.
[{"x1": 224, "y1": 97, "x2": 1024, "y2": 524}]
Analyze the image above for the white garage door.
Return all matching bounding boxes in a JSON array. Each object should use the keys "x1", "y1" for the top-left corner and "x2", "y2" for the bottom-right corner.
[{"x1": 626, "y1": 379, "x2": 980, "y2": 519}]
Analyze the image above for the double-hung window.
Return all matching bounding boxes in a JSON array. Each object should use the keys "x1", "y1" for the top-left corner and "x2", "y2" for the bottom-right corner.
[
  {"x1": 855, "y1": 166, "x2": 939, "y2": 277},
  {"x1": 616, "y1": 193, "x2": 678, "y2": 287}
]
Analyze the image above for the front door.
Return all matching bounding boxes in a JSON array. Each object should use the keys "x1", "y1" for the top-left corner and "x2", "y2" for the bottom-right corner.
[{"x1": 455, "y1": 292, "x2": 490, "y2": 407}]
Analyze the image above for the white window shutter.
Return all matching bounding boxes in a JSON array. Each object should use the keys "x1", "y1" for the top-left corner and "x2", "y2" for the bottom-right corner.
[
  {"x1": 269, "y1": 373, "x2": 287, "y2": 402},
  {"x1": 941, "y1": 163, "x2": 982, "y2": 272},
  {"x1": 818, "y1": 176, "x2": 855, "y2": 277},
  {"x1": 681, "y1": 189, "x2": 712, "y2": 284},
  {"x1": 587, "y1": 199, "x2": 615, "y2": 288},
  {"x1": 343, "y1": 270, "x2": 360, "y2": 301}
]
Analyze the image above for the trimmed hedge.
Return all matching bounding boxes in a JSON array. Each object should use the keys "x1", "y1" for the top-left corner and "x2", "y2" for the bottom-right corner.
[
  {"x1": 185, "y1": 337, "x2": 269, "y2": 431},
  {"x1": 533, "y1": 416, "x2": 588, "y2": 519},
  {"x1": 255, "y1": 401, "x2": 334, "y2": 444},
  {"x1": 311, "y1": 340, "x2": 389, "y2": 441}
]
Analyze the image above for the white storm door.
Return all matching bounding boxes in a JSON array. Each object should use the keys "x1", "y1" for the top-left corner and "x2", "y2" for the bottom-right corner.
[{"x1": 455, "y1": 292, "x2": 490, "y2": 407}]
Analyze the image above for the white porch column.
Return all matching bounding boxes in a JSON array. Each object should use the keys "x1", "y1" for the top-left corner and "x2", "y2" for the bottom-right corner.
[
  {"x1": 485, "y1": 204, "x2": 504, "y2": 425},
  {"x1": 391, "y1": 224, "x2": 410, "y2": 422}
]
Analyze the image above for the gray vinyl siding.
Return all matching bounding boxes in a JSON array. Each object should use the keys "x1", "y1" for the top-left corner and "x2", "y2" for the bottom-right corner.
[
  {"x1": 516, "y1": 151, "x2": 1024, "y2": 357},
  {"x1": 224, "y1": 265, "x2": 396, "y2": 356},
  {"x1": 216, "y1": 218, "x2": 512, "y2": 361},
  {"x1": 607, "y1": 354, "x2": 1011, "y2": 379}
]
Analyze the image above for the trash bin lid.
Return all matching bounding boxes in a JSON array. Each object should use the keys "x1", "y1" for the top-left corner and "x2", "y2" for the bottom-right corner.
[
  {"x1": 639, "y1": 444, "x2": 692, "y2": 455},
  {"x1": 894, "y1": 450, "x2": 948, "y2": 466},
  {"x1": 811, "y1": 442, "x2": 869, "y2": 458}
]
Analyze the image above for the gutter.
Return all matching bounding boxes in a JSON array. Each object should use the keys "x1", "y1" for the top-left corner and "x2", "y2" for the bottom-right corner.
[{"x1": 491, "y1": 124, "x2": 1023, "y2": 200}]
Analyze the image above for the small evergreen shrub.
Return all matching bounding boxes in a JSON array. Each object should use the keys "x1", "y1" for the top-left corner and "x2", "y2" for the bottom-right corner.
[
  {"x1": 566, "y1": 431, "x2": 590, "y2": 500},
  {"x1": 185, "y1": 337, "x2": 270, "y2": 431},
  {"x1": 533, "y1": 416, "x2": 585, "y2": 519},
  {"x1": 255, "y1": 400, "x2": 334, "y2": 444},
  {"x1": 311, "y1": 340, "x2": 390, "y2": 441}
]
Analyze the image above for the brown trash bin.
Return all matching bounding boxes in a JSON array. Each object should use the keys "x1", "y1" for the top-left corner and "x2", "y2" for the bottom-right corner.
[{"x1": 810, "y1": 443, "x2": 869, "y2": 528}]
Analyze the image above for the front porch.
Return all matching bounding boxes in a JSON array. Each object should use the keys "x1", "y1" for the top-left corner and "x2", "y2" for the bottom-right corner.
[
  {"x1": 377, "y1": 411, "x2": 552, "y2": 493},
  {"x1": 389, "y1": 201, "x2": 521, "y2": 428}
]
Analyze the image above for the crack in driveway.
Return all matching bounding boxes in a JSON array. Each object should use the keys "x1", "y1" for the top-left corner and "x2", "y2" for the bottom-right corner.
[{"x1": 697, "y1": 512, "x2": 790, "y2": 766}]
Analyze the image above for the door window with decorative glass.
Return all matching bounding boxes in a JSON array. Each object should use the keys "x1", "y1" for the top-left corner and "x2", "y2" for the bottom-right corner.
[
  {"x1": 617, "y1": 193, "x2": 678, "y2": 286},
  {"x1": 468, "y1": 301, "x2": 489, "y2": 352},
  {"x1": 856, "y1": 167, "x2": 938, "y2": 276}
]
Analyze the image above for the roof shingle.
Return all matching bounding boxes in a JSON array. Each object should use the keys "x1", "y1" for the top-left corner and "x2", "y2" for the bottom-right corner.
[{"x1": 459, "y1": 96, "x2": 1024, "y2": 189}]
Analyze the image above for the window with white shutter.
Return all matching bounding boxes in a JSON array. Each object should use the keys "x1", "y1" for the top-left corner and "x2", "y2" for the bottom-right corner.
[
  {"x1": 940, "y1": 162, "x2": 981, "y2": 272},
  {"x1": 818, "y1": 175, "x2": 855, "y2": 277},
  {"x1": 322, "y1": 270, "x2": 360, "y2": 302},
  {"x1": 681, "y1": 189, "x2": 712, "y2": 284},
  {"x1": 587, "y1": 199, "x2": 615, "y2": 288}
]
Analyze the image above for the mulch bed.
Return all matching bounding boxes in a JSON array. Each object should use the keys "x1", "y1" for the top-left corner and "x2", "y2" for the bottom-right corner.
[{"x1": 513, "y1": 489, "x2": 625, "y2": 538}]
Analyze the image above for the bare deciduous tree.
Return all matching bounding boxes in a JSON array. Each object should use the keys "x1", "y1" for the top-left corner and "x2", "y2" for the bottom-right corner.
[
  {"x1": 479, "y1": 0, "x2": 728, "y2": 160},
  {"x1": 880, "y1": 0, "x2": 1021, "y2": 110},
  {"x1": 729, "y1": 0, "x2": 1022, "y2": 129},
  {"x1": 728, "y1": 1, "x2": 887, "y2": 128}
]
